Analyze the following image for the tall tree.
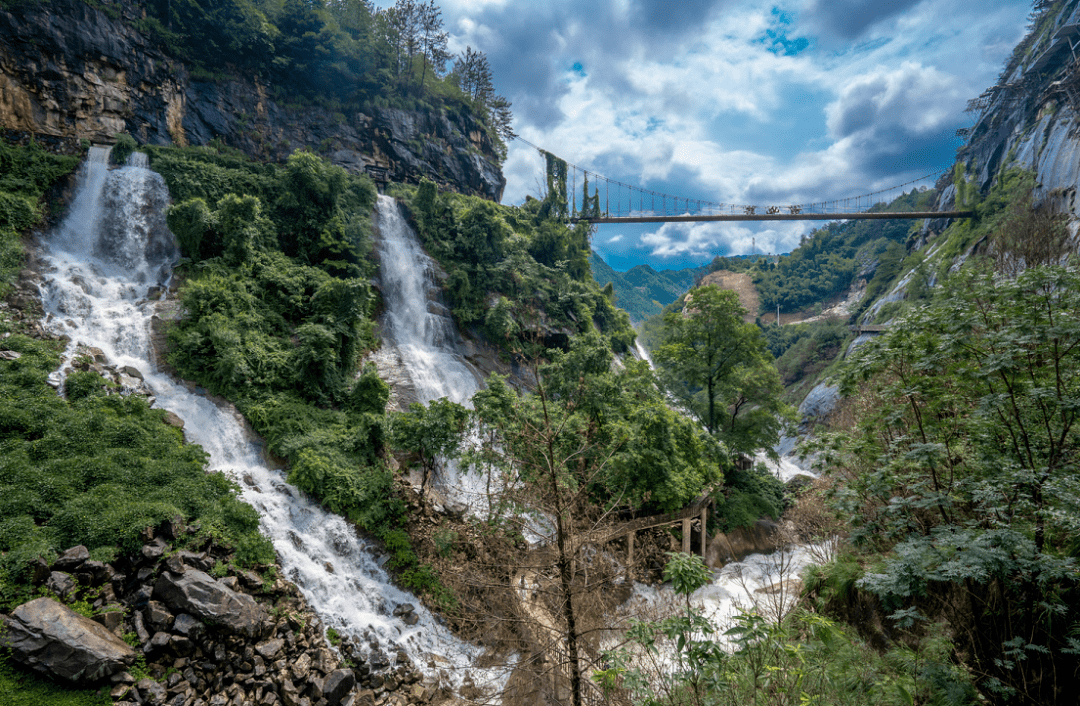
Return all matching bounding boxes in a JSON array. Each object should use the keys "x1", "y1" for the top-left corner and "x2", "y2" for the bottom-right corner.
[
  {"x1": 416, "y1": 0, "x2": 448, "y2": 90},
  {"x1": 451, "y1": 47, "x2": 515, "y2": 140},
  {"x1": 654, "y1": 284, "x2": 792, "y2": 455},
  {"x1": 452, "y1": 46, "x2": 494, "y2": 103}
]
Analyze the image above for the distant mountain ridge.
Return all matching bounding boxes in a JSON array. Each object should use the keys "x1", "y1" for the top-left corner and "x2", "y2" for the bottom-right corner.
[{"x1": 589, "y1": 251, "x2": 707, "y2": 322}]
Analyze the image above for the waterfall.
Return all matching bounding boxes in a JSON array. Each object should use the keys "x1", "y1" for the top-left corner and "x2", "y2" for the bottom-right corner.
[
  {"x1": 37, "y1": 150, "x2": 505, "y2": 694},
  {"x1": 372, "y1": 195, "x2": 490, "y2": 512}
]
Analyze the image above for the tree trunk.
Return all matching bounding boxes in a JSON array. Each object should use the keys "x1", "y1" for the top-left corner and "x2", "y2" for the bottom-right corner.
[{"x1": 554, "y1": 509, "x2": 583, "y2": 706}]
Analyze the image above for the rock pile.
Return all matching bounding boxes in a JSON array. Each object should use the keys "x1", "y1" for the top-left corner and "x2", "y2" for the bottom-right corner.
[{"x1": 1, "y1": 527, "x2": 443, "y2": 706}]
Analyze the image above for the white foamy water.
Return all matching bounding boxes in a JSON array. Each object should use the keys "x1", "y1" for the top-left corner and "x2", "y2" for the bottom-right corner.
[
  {"x1": 633, "y1": 339, "x2": 653, "y2": 367},
  {"x1": 37, "y1": 149, "x2": 505, "y2": 693},
  {"x1": 615, "y1": 544, "x2": 820, "y2": 661},
  {"x1": 373, "y1": 195, "x2": 491, "y2": 511}
]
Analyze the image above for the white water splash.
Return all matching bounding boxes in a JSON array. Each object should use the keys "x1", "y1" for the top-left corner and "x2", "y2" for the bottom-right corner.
[
  {"x1": 37, "y1": 150, "x2": 506, "y2": 694},
  {"x1": 614, "y1": 544, "x2": 820, "y2": 665},
  {"x1": 633, "y1": 339, "x2": 654, "y2": 367},
  {"x1": 372, "y1": 195, "x2": 495, "y2": 513}
]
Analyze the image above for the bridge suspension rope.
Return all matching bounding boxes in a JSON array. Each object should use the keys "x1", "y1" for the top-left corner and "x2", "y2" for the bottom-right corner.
[{"x1": 512, "y1": 135, "x2": 950, "y2": 221}]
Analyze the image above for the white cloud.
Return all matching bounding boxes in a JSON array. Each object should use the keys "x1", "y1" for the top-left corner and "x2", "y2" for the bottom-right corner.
[
  {"x1": 639, "y1": 221, "x2": 808, "y2": 260},
  {"x1": 434, "y1": 0, "x2": 1031, "y2": 266}
]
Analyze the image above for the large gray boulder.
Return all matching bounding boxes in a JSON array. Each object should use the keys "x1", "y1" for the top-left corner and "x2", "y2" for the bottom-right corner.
[
  {"x1": 0, "y1": 597, "x2": 135, "y2": 682},
  {"x1": 323, "y1": 668, "x2": 356, "y2": 705},
  {"x1": 152, "y1": 570, "x2": 268, "y2": 638}
]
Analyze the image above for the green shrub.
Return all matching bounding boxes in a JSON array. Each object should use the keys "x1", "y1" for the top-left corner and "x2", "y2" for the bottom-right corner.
[
  {"x1": 0, "y1": 334, "x2": 272, "y2": 610},
  {"x1": 711, "y1": 463, "x2": 788, "y2": 533},
  {"x1": 110, "y1": 133, "x2": 137, "y2": 166},
  {"x1": 63, "y1": 370, "x2": 110, "y2": 400}
]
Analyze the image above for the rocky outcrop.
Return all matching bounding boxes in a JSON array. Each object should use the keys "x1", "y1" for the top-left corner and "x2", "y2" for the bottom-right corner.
[
  {"x1": 1, "y1": 597, "x2": 136, "y2": 682},
  {"x1": 1, "y1": 527, "x2": 442, "y2": 706},
  {"x1": 153, "y1": 569, "x2": 269, "y2": 639},
  {"x1": 948, "y1": 2, "x2": 1080, "y2": 215},
  {"x1": 706, "y1": 520, "x2": 782, "y2": 567},
  {"x1": 0, "y1": 0, "x2": 505, "y2": 200}
]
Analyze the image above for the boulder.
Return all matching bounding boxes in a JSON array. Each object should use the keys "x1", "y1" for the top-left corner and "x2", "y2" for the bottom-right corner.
[
  {"x1": 255, "y1": 638, "x2": 284, "y2": 660},
  {"x1": 163, "y1": 411, "x2": 185, "y2": 429},
  {"x1": 92, "y1": 609, "x2": 123, "y2": 633},
  {"x1": 153, "y1": 570, "x2": 269, "y2": 638},
  {"x1": 73, "y1": 559, "x2": 111, "y2": 587},
  {"x1": 0, "y1": 597, "x2": 135, "y2": 682},
  {"x1": 172, "y1": 613, "x2": 206, "y2": 639},
  {"x1": 47, "y1": 571, "x2": 77, "y2": 600},
  {"x1": 175, "y1": 550, "x2": 214, "y2": 572},
  {"x1": 120, "y1": 365, "x2": 143, "y2": 380},
  {"x1": 53, "y1": 545, "x2": 90, "y2": 571},
  {"x1": 137, "y1": 676, "x2": 167, "y2": 705},
  {"x1": 323, "y1": 668, "x2": 356, "y2": 705},
  {"x1": 30, "y1": 557, "x2": 51, "y2": 585}
]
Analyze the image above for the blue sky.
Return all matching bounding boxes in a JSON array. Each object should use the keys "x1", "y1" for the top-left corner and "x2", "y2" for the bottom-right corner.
[{"x1": 377, "y1": 0, "x2": 1031, "y2": 271}]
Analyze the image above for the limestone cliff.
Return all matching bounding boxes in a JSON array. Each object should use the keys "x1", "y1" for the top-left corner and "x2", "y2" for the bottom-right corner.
[
  {"x1": 947, "y1": 0, "x2": 1080, "y2": 212},
  {"x1": 0, "y1": 0, "x2": 505, "y2": 200}
]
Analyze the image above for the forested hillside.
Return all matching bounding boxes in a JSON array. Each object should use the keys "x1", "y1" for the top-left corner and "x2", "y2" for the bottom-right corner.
[
  {"x1": 588, "y1": 252, "x2": 705, "y2": 322},
  {"x1": 127, "y1": 0, "x2": 513, "y2": 141}
]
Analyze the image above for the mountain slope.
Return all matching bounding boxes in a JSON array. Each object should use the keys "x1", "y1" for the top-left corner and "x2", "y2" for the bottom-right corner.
[{"x1": 589, "y1": 251, "x2": 706, "y2": 322}]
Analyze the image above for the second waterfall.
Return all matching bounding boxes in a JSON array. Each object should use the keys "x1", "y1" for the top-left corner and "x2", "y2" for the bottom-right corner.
[{"x1": 371, "y1": 194, "x2": 490, "y2": 512}]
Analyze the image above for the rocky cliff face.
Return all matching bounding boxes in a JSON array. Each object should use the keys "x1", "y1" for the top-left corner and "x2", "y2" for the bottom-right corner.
[
  {"x1": 948, "y1": 0, "x2": 1080, "y2": 213},
  {"x1": 0, "y1": 0, "x2": 505, "y2": 200}
]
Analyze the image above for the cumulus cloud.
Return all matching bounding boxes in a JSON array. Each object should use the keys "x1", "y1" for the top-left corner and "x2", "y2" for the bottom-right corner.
[
  {"x1": 826, "y1": 62, "x2": 964, "y2": 139},
  {"x1": 637, "y1": 221, "x2": 807, "y2": 260}
]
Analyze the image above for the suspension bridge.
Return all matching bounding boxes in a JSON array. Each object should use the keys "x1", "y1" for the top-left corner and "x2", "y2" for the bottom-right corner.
[{"x1": 514, "y1": 137, "x2": 973, "y2": 223}]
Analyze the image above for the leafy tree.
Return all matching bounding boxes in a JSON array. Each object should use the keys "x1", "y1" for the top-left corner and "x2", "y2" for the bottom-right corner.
[
  {"x1": 388, "y1": 398, "x2": 468, "y2": 493},
  {"x1": 449, "y1": 46, "x2": 515, "y2": 140},
  {"x1": 416, "y1": 0, "x2": 448, "y2": 91},
  {"x1": 654, "y1": 284, "x2": 793, "y2": 455},
  {"x1": 816, "y1": 264, "x2": 1080, "y2": 704},
  {"x1": 451, "y1": 46, "x2": 494, "y2": 103}
]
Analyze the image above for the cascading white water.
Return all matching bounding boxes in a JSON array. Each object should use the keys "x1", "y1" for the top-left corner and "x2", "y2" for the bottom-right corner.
[
  {"x1": 633, "y1": 339, "x2": 654, "y2": 367},
  {"x1": 372, "y1": 195, "x2": 490, "y2": 511},
  {"x1": 37, "y1": 149, "x2": 505, "y2": 694}
]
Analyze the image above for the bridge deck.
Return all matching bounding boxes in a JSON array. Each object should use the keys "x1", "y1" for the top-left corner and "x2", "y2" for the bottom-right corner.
[{"x1": 571, "y1": 211, "x2": 973, "y2": 224}]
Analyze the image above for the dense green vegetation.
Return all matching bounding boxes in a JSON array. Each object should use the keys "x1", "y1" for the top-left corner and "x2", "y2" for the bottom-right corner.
[
  {"x1": 144, "y1": 145, "x2": 413, "y2": 550},
  {"x1": 111, "y1": 0, "x2": 512, "y2": 146},
  {"x1": 747, "y1": 188, "x2": 935, "y2": 315},
  {"x1": 601, "y1": 553, "x2": 978, "y2": 706},
  {"x1": 761, "y1": 320, "x2": 849, "y2": 390},
  {"x1": 397, "y1": 177, "x2": 637, "y2": 353},
  {"x1": 810, "y1": 265, "x2": 1080, "y2": 704},
  {"x1": 0, "y1": 332, "x2": 273, "y2": 612},
  {"x1": 0, "y1": 656, "x2": 111, "y2": 706},
  {"x1": 653, "y1": 284, "x2": 794, "y2": 457},
  {"x1": 0, "y1": 139, "x2": 80, "y2": 297},
  {"x1": 465, "y1": 332, "x2": 723, "y2": 515}
]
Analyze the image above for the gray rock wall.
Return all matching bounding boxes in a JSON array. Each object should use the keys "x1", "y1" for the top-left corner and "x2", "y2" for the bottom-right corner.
[{"x1": 950, "y1": 3, "x2": 1080, "y2": 214}]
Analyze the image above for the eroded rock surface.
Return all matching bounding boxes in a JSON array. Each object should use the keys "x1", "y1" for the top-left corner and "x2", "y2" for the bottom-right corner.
[
  {"x1": 153, "y1": 569, "x2": 269, "y2": 638},
  {"x1": 0, "y1": 0, "x2": 505, "y2": 200},
  {"x1": 1, "y1": 597, "x2": 135, "y2": 682}
]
